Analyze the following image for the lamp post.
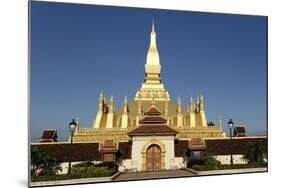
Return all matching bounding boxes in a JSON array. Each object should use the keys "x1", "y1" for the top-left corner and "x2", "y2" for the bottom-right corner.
[
  {"x1": 228, "y1": 118, "x2": 234, "y2": 165},
  {"x1": 67, "y1": 119, "x2": 77, "y2": 175}
]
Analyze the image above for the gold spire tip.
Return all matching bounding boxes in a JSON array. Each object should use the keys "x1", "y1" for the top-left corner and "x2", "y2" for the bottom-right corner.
[{"x1": 152, "y1": 17, "x2": 155, "y2": 33}]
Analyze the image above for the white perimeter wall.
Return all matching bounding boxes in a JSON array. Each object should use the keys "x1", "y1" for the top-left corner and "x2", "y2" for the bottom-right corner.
[
  {"x1": 214, "y1": 155, "x2": 248, "y2": 165},
  {"x1": 58, "y1": 161, "x2": 103, "y2": 174}
]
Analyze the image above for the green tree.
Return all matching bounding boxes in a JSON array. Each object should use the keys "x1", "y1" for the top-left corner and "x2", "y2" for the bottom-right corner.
[
  {"x1": 115, "y1": 151, "x2": 124, "y2": 165},
  {"x1": 207, "y1": 122, "x2": 215, "y2": 126},
  {"x1": 31, "y1": 147, "x2": 62, "y2": 176},
  {"x1": 243, "y1": 141, "x2": 266, "y2": 163}
]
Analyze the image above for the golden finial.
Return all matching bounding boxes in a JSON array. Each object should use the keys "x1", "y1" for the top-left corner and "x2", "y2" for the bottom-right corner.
[
  {"x1": 190, "y1": 96, "x2": 193, "y2": 103},
  {"x1": 124, "y1": 95, "x2": 128, "y2": 103},
  {"x1": 99, "y1": 90, "x2": 103, "y2": 98},
  {"x1": 152, "y1": 17, "x2": 155, "y2": 33},
  {"x1": 123, "y1": 95, "x2": 128, "y2": 114},
  {"x1": 200, "y1": 91, "x2": 204, "y2": 100},
  {"x1": 178, "y1": 96, "x2": 181, "y2": 105}
]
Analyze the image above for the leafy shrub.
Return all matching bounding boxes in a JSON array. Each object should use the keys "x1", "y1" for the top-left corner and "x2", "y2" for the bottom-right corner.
[
  {"x1": 191, "y1": 164, "x2": 217, "y2": 171},
  {"x1": 187, "y1": 156, "x2": 219, "y2": 167},
  {"x1": 31, "y1": 174, "x2": 81, "y2": 182},
  {"x1": 72, "y1": 164, "x2": 117, "y2": 177},
  {"x1": 31, "y1": 162, "x2": 118, "y2": 182},
  {"x1": 190, "y1": 161, "x2": 267, "y2": 171},
  {"x1": 31, "y1": 167, "x2": 116, "y2": 182},
  {"x1": 191, "y1": 165, "x2": 202, "y2": 171},
  {"x1": 187, "y1": 156, "x2": 221, "y2": 171},
  {"x1": 95, "y1": 162, "x2": 118, "y2": 170},
  {"x1": 219, "y1": 162, "x2": 267, "y2": 170},
  {"x1": 205, "y1": 157, "x2": 221, "y2": 167},
  {"x1": 186, "y1": 156, "x2": 205, "y2": 168},
  {"x1": 115, "y1": 151, "x2": 124, "y2": 165},
  {"x1": 72, "y1": 166, "x2": 87, "y2": 175}
]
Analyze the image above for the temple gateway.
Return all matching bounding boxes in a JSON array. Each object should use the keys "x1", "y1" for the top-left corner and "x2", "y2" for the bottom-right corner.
[{"x1": 32, "y1": 20, "x2": 266, "y2": 174}]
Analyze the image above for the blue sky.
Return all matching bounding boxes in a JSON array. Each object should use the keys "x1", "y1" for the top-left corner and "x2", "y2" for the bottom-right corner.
[{"x1": 30, "y1": 1, "x2": 267, "y2": 141}]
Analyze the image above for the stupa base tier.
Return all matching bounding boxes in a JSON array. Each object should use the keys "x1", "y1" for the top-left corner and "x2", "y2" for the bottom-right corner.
[{"x1": 72, "y1": 127, "x2": 226, "y2": 142}]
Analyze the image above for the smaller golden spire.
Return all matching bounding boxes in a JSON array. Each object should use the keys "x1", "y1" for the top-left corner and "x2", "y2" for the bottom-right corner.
[
  {"x1": 195, "y1": 96, "x2": 200, "y2": 112},
  {"x1": 99, "y1": 90, "x2": 103, "y2": 100},
  {"x1": 200, "y1": 91, "x2": 204, "y2": 100},
  {"x1": 109, "y1": 95, "x2": 114, "y2": 113},
  {"x1": 124, "y1": 95, "x2": 127, "y2": 104},
  {"x1": 200, "y1": 92, "x2": 205, "y2": 111},
  {"x1": 76, "y1": 117, "x2": 79, "y2": 130},
  {"x1": 98, "y1": 91, "x2": 104, "y2": 111},
  {"x1": 123, "y1": 95, "x2": 128, "y2": 114},
  {"x1": 177, "y1": 96, "x2": 182, "y2": 113},
  {"x1": 218, "y1": 115, "x2": 222, "y2": 130},
  {"x1": 190, "y1": 96, "x2": 195, "y2": 112}
]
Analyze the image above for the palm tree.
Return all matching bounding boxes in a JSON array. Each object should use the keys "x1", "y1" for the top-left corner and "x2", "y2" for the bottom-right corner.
[
  {"x1": 31, "y1": 147, "x2": 62, "y2": 176},
  {"x1": 243, "y1": 141, "x2": 265, "y2": 163}
]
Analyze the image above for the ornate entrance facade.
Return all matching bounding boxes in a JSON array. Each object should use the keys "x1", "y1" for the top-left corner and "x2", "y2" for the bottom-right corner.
[{"x1": 146, "y1": 144, "x2": 161, "y2": 171}]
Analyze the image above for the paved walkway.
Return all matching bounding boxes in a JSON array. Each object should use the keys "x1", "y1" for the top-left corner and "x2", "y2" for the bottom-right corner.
[
  {"x1": 198, "y1": 167, "x2": 267, "y2": 176},
  {"x1": 114, "y1": 169, "x2": 196, "y2": 181}
]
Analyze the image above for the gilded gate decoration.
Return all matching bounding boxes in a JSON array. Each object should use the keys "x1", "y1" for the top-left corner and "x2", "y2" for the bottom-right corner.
[
  {"x1": 141, "y1": 139, "x2": 166, "y2": 171},
  {"x1": 146, "y1": 145, "x2": 161, "y2": 171}
]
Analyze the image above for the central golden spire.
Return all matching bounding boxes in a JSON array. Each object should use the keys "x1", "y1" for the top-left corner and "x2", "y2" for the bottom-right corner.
[
  {"x1": 146, "y1": 18, "x2": 160, "y2": 67},
  {"x1": 135, "y1": 18, "x2": 170, "y2": 101}
]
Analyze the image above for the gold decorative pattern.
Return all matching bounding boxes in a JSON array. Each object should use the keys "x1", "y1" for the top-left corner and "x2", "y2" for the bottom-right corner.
[
  {"x1": 146, "y1": 145, "x2": 161, "y2": 171},
  {"x1": 141, "y1": 139, "x2": 166, "y2": 171}
]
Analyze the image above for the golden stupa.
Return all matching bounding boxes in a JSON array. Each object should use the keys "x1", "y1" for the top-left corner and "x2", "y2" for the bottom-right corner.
[{"x1": 72, "y1": 20, "x2": 226, "y2": 142}]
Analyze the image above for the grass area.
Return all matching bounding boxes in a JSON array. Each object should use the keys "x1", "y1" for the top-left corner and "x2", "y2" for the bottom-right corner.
[
  {"x1": 31, "y1": 162, "x2": 118, "y2": 182},
  {"x1": 192, "y1": 163, "x2": 267, "y2": 171}
]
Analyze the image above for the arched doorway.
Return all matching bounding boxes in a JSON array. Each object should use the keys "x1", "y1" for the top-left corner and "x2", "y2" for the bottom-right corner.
[{"x1": 146, "y1": 144, "x2": 161, "y2": 171}]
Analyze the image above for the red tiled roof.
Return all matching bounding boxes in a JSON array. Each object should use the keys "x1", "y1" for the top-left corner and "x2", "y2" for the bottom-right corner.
[
  {"x1": 234, "y1": 127, "x2": 247, "y2": 137},
  {"x1": 144, "y1": 105, "x2": 162, "y2": 116},
  {"x1": 128, "y1": 125, "x2": 178, "y2": 136},
  {"x1": 40, "y1": 129, "x2": 57, "y2": 142}
]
